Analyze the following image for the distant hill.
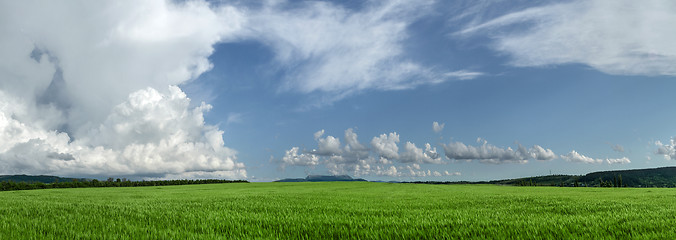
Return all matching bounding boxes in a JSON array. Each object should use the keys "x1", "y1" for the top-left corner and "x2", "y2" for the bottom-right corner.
[
  {"x1": 0, "y1": 175, "x2": 89, "y2": 184},
  {"x1": 276, "y1": 175, "x2": 367, "y2": 182},
  {"x1": 7, "y1": 166, "x2": 676, "y2": 187},
  {"x1": 449, "y1": 167, "x2": 676, "y2": 187},
  {"x1": 576, "y1": 167, "x2": 676, "y2": 187},
  {"x1": 405, "y1": 167, "x2": 676, "y2": 187}
]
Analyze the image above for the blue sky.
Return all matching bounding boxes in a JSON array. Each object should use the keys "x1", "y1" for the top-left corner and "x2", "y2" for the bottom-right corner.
[{"x1": 1, "y1": 0, "x2": 675, "y2": 181}]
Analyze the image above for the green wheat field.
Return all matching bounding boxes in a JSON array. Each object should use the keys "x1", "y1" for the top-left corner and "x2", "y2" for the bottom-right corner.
[{"x1": 1, "y1": 182, "x2": 675, "y2": 239}]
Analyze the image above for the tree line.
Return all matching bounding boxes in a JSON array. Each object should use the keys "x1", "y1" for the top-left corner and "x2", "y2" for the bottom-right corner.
[
  {"x1": 0, "y1": 178, "x2": 248, "y2": 191},
  {"x1": 515, "y1": 174, "x2": 627, "y2": 187}
]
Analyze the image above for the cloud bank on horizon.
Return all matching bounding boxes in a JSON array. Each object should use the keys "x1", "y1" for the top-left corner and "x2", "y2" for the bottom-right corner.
[
  {"x1": 0, "y1": 0, "x2": 672, "y2": 180},
  {"x1": 280, "y1": 126, "x2": 629, "y2": 178}
]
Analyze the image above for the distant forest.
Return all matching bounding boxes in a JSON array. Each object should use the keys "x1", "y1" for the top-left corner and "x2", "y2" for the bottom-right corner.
[
  {"x1": 4, "y1": 166, "x2": 676, "y2": 192},
  {"x1": 0, "y1": 176, "x2": 247, "y2": 192},
  {"x1": 409, "y1": 166, "x2": 676, "y2": 188}
]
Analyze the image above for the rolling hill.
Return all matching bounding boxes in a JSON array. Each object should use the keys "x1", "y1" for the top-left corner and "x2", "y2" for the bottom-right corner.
[
  {"x1": 489, "y1": 166, "x2": 676, "y2": 187},
  {"x1": 275, "y1": 175, "x2": 367, "y2": 182}
]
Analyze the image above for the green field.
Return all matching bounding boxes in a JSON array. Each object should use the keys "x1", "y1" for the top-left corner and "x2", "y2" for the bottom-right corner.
[{"x1": 1, "y1": 182, "x2": 675, "y2": 239}]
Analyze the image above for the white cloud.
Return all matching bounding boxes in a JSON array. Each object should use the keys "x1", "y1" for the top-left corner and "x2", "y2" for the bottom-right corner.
[
  {"x1": 399, "y1": 165, "x2": 455, "y2": 178},
  {"x1": 279, "y1": 128, "x2": 458, "y2": 178},
  {"x1": 0, "y1": 1, "x2": 247, "y2": 178},
  {"x1": 561, "y1": 150, "x2": 602, "y2": 164},
  {"x1": 313, "y1": 129, "x2": 325, "y2": 140},
  {"x1": 529, "y1": 145, "x2": 557, "y2": 161},
  {"x1": 281, "y1": 147, "x2": 319, "y2": 167},
  {"x1": 374, "y1": 165, "x2": 399, "y2": 177},
  {"x1": 442, "y1": 138, "x2": 555, "y2": 164},
  {"x1": 286, "y1": 129, "x2": 375, "y2": 175},
  {"x1": 283, "y1": 132, "x2": 558, "y2": 177},
  {"x1": 561, "y1": 150, "x2": 630, "y2": 164},
  {"x1": 606, "y1": 157, "x2": 631, "y2": 164},
  {"x1": 243, "y1": 0, "x2": 481, "y2": 106},
  {"x1": 399, "y1": 142, "x2": 444, "y2": 164},
  {"x1": 371, "y1": 132, "x2": 400, "y2": 160},
  {"x1": 314, "y1": 135, "x2": 342, "y2": 156},
  {"x1": 1, "y1": 1, "x2": 246, "y2": 130},
  {"x1": 458, "y1": 0, "x2": 676, "y2": 76},
  {"x1": 443, "y1": 70, "x2": 485, "y2": 80},
  {"x1": 343, "y1": 128, "x2": 370, "y2": 160},
  {"x1": 656, "y1": 138, "x2": 676, "y2": 160},
  {"x1": 433, "y1": 121, "x2": 445, "y2": 133},
  {"x1": 0, "y1": 86, "x2": 246, "y2": 179}
]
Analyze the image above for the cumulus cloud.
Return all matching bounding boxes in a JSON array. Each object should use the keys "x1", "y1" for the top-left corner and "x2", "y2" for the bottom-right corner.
[
  {"x1": 284, "y1": 131, "x2": 560, "y2": 177},
  {"x1": 0, "y1": 1, "x2": 247, "y2": 179},
  {"x1": 349, "y1": 164, "x2": 458, "y2": 178},
  {"x1": 280, "y1": 128, "x2": 458, "y2": 178},
  {"x1": 656, "y1": 138, "x2": 676, "y2": 160},
  {"x1": 561, "y1": 150, "x2": 630, "y2": 164},
  {"x1": 0, "y1": 86, "x2": 245, "y2": 179},
  {"x1": 561, "y1": 150, "x2": 602, "y2": 164},
  {"x1": 1, "y1": 1, "x2": 246, "y2": 130},
  {"x1": 400, "y1": 165, "x2": 459, "y2": 178},
  {"x1": 243, "y1": 0, "x2": 482, "y2": 106},
  {"x1": 458, "y1": 0, "x2": 676, "y2": 76},
  {"x1": 606, "y1": 157, "x2": 631, "y2": 164},
  {"x1": 371, "y1": 132, "x2": 400, "y2": 160},
  {"x1": 442, "y1": 138, "x2": 555, "y2": 164},
  {"x1": 433, "y1": 121, "x2": 445, "y2": 133},
  {"x1": 529, "y1": 145, "x2": 557, "y2": 161},
  {"x1": 314, "y1": 134, "x2": 342, "y2": 156},
  {"x1": 399, "y1": 142, "x2": 443, "y2": 164},
  {"x1": 281, "y1": 147, "x2": 319, "y2": 167},
  {"x1": 284, "y1": 128, "x2": 374, "y2": 175},
  {"x1": 343, "y1": 128, "x2": 370, "y2": 160}
]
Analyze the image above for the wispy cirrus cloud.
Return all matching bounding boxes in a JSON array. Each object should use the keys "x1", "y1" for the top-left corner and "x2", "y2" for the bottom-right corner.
[
  {"x1": 456, "y1": 0, "x2": 676, "y2": 76},
  {"x1": 241, "y1": 0, "x2": 483, "y2": 106}
]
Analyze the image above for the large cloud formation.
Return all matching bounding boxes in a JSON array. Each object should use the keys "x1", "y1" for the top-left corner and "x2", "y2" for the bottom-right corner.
[
  {"x1": 0, "y1": 1, "x2": 247, "y2": 179},
  {"x1": 458, "y1": 0, "x2": 676, "y2": 76}
]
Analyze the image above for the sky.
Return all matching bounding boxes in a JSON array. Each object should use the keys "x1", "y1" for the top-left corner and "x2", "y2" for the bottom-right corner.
[{"x1": 1, "y1": 0, "x2": 676, "y2": 182}]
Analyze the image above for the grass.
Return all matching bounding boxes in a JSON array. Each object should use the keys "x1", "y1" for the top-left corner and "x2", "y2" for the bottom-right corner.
[{"x1": 1, "y1": 182, "x2": 676, "y2": 239}]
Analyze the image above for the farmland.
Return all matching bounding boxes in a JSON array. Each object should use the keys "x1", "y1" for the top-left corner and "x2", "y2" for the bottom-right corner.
[{"x1": 1, "y1": 182, "x2": 675, "y2": 239}]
